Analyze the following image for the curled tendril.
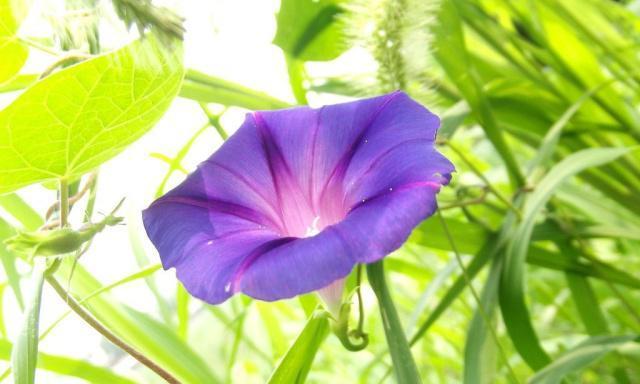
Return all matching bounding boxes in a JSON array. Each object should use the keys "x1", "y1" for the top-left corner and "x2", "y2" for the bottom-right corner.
[
  {"x1": 331, "y1": 268, "x2": 370, "y2": 352},
  {"x1": 333, "y1": 302, "x2": 369, "y2": 351}
]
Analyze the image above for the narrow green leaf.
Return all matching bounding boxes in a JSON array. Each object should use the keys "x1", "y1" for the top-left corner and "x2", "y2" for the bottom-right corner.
[
  {"x1": 527, "y1": 246, "x2": 640, "y2": 290},
  {"x1": 298, "y1": 293, "x2": 318, "y2": 317},
  {"x1": 0, "y1": 0, "x2": 29, "y2": 84},
  {"x1": 0, "y1": 193, "x2": 42, "y2": 230},
  {"x1": 438, "y1": 100, "x2": 470, "y2": 139},
  {"x1": 407, "y1": 258, "x2": 458, "y2": 333},
  {"x1": 0, "y1": 36, "x2": 184, "y2": 193},
  {"x1": 410, "y1": 237, "x2": 497, "y2": 345},
  {"x1": 126, "y1": 214, "x2": 173, "y2": 325},
  {"x1": 409, "y1": 216, "x2": 488, "y2": 255},
  {"x1": 529, "y1": 335, "x2": 639, "y2": 384},
  {"x1": 226, "y1": 304, "x2": 248, "y2": 381},
  {"x1": 257, "y1": 301, "x2": 288, "y2": 358},
  {"x1": 0, "y1": 284, "x2": 6, "y2": 338},
  {"x1": 206, "y1": 306, "x2": 272, "y2": 365},
  {"x1": 527, "y1": 84, "x2": 609, "y2": 178},
  {"x1": 565, "y1": 272, "x2": 608, "y2": 334},
  {"x1": 556, "y1": 241, "x2": 609, "y2": 336},
  {"x1": 180, "y1": 69, "x2": 291, "y2": 110},
  {"x1": 38, "y1": 264, "x2": 162, "y2": 344},
  {"x1": 367, "y1": 261, "x2": 422, "y2": 384},
  {"x1": 0, "y1": 339, "x2": 136, "y2": 384},
  {"x1": 0, "y1": 217, "x2": 23, "y2": 308},
  {"x1": 267, "y1": 309, "x2": 330, "y2": 384},
  {"x1": 0, "y1": 74, "x2": 37, "y2": 93},
  {"x1": 176, "y1": 283, "x2": 189, "y2": 339},
  {"x1": 500, "y1": 147, "x2": 631, "y2": 370},
  {"x1": 11, "y1": 262, "x2": 45, "y2": 384},
  {"x1": 274, "y1": 0, "x2": 347, "y2": 61},
  {"x1": 464, "y1": 260, "x2": 501, "y2": 384},
  {"x1": 434, "y1": 0, "x2": 523, "y2": 187},
  {"x1": 154, "y1": 122, "x2": 210, "y2": 198}
]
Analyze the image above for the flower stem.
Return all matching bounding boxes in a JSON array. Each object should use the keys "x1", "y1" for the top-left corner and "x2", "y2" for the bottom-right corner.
[
  {"x1": 445, "y1": 140, "x2": 521, "y2": 218},
  {"x1": 45, "y1": 275, "x2": 180, "y2": 384},
  {"x1": 355, "y1": 264, "x2": 365, "y2": 333},
  {"x1": 59, "y1": 179, "x2": 69, "y2": 228}
]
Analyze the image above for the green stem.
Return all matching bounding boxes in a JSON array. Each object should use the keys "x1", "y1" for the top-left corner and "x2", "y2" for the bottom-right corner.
[
  {"x1": 45, "y1": 276, "x2": 180, "y2": 384},
  {"x1": 285, "y1": 55, "x2": 308, "y2": 105},
  {"x1": 59, "y1": 179, "x2": 69, "y2": 228},
  {"x1": 446, "y1": 141, "x2": 521, "y2": 218},
  {"x1": 199, "y1": 104, "x2": 228, "y2": 140},
  {"x1": 355, "y1": 264, "x2": 365, "y2": 333}
]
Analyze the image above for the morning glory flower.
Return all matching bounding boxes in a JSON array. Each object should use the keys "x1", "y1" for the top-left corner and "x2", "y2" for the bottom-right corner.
[{"x1": 143, "y1": 91, "x2": 454, "y2": 304}]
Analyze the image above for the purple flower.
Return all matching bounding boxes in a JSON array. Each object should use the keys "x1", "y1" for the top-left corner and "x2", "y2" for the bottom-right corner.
[{"x1": 143, "y1": 91, "x2": 454, "y2": 304}]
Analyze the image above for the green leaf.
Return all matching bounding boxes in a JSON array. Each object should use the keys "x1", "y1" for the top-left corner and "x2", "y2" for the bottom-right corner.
[
  {"x1": 267, "y1": 309, "x2": 330, "y2": 384},
  {"x1": 11, "y1": 262, "x2": 45, "y2": 384},
  {"x1": 0, "y1": 36, "x2": 184, "y2": 194},
  {"x1": 0, "y1": 339, "x2": 136, "y2": 384},
  {"x1": 500, "y1": 146, "x2": 631, "y2": 370},
  {"x1": 367, "y1": 261, "x2": 422, "y2": 384},
  {"x1": 180, "y1": 69, "x2": 291, "y2": 110},
  {"x1": 529, "y1": 335, "x2": 639, "y2": 384},
  {"x1": 0, "y1": 0, "x2": 29, "y2": 84},
  {"x1": 274, "y1": 0, "x2": 347, "y2": 61}
]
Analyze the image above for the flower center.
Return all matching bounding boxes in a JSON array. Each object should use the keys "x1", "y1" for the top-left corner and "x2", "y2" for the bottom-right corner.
[{"x1": 304, "y1": 216, "x2": 321, "y2": 238}]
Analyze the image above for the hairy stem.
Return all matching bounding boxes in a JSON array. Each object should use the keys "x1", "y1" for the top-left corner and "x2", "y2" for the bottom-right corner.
[{"x1": 45, "y1": 276, "x2": 180, "y2": 384}]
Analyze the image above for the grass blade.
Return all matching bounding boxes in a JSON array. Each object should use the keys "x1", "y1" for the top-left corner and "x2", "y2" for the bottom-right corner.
[
  {"x1": 367, "y1": 261, "x2": 422, "y2": 384},
  {"x1": 0, "y1": 339, "x2": 136, "y2": 384},
  {"x1": 11, "y1": 262, "x2": 46, "y2": 384},
  {"x1": 176, "y1": 283, "x2": 189, "y2": 339},
  {"x1": 500, "y1": 147, "x2": 631, "y2": 370},
  {"x1": 0, "y1": 218, "x2": 23, "y2": 309},
  {"x1": 529, "y1": 335, "x2": 639, "y2": 384},
  {"x1": 434, "y1": 0, "x2": 523, "y2": 187},
  {"x1": 0, "y1": 194, "x2": 41, "y2": 230},
  {"x1": 464, "y1": 260, "x2": 501, "y2": 384},
  {"x1": 180, "y1": 69, "x2": 291, "y2": 110},
  {"x1": 267, "y1": 309, "x2": 329, "y2": 384}
]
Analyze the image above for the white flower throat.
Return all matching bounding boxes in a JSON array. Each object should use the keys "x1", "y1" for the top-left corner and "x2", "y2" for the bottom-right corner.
[{"x1": 304, "y1": 216, "x2": 321, "y2": 237}]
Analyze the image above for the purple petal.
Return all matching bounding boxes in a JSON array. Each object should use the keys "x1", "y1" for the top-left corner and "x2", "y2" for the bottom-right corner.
[{"x1": 143, "y1": 91, "x2": 454, "y2": 304}]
